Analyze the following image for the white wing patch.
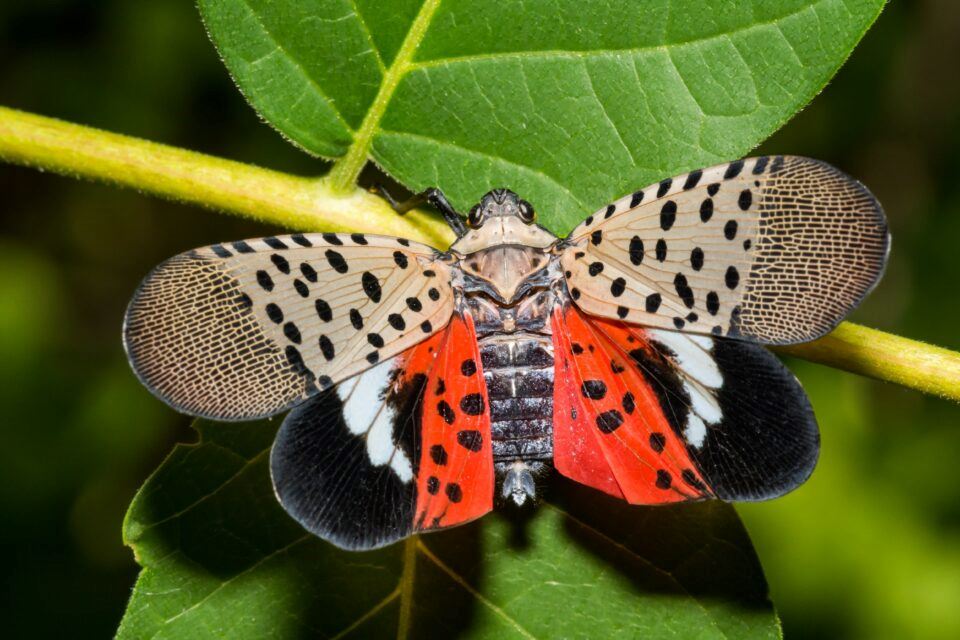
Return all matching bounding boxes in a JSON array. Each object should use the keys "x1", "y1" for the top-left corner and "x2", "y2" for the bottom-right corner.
[
  {"x1": 648, "y1": 329, "x2": 722, "y2": 450},
  {"x1": 338, "y1": 357, "x2": 415, "y2": 483},
  {"x1": 124, "y1": 232, "x2": 454, "y2": 420},
  {"x1": 562, "y1": 156, "x2": 889, "y2": 345}
]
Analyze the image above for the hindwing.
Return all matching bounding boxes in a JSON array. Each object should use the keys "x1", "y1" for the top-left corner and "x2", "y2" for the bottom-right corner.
[
  {"x1": 552, "y1": 305, "x2": 818, "y2": 504},
  {"x1": 270, "y1": 314, "x2": 494, "y2": 550}
]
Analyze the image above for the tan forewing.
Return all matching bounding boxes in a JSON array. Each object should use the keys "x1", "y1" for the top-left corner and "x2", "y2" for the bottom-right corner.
[
  {"x1": 124, "y1": 233, "x2": 454, "y2": 420},
  {"x1": 561, "y1": 156, "x2": 889, "y2": 345}
]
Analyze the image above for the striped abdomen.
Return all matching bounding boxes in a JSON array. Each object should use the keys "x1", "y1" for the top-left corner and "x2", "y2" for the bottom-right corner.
[{"x1": 478, "y1": 332, "x2": 555, "y2": 463}]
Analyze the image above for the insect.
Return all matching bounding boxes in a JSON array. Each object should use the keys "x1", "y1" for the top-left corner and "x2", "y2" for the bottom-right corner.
[{"x1": 124, "y1": 156, "x2": 889, "y2": 550}]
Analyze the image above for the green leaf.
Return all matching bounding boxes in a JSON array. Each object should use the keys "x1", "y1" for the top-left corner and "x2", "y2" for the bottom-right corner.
[
  {"x1": 199, "y1": 0, "x2": 885, "y2": 232},
  {"x1": 118, "y1": 420, "x2": 779, "y2": 639}
]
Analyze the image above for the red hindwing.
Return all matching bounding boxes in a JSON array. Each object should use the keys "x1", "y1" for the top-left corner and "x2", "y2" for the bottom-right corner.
[
  {"x1": 414, "y1": 313, "x2": 494, "y2": 531},
  {"x1": 551, "y1": 305, "x2": 712, "y2": 504}
]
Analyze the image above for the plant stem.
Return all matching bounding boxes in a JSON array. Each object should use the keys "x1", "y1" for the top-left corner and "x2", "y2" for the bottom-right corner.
[
  {"x1": 775, "y1": 323, "x2": 960, "y2": 402},
  {"x1": 1, "y1": 105, "x2": 958, "y2": 402},
  {"x1": 0, "y1": 106, "x2": 453, "y2": 247}
]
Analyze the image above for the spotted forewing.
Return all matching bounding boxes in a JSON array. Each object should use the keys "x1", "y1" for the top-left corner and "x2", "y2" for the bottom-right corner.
[
  {"x1": 563, "y1": 156, "x2": 888, "y2": 344},
  {"x1": 124, "y1": 233, "x2": 454, "y2": 421}
]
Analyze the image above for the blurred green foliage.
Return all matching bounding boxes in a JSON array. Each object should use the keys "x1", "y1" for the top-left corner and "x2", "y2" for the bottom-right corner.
[{"x1": 1, "y1": 1, "x2": 959, "y2": 638}]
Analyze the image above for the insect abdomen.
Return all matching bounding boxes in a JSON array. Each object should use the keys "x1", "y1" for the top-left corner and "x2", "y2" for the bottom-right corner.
[{"x1": 479, "y1": 334, "x2": 554, "y2": 462}]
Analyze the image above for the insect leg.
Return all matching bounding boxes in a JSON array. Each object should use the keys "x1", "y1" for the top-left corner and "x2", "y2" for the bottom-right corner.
[{"x1": 372, "y1": 185, "x2": 467, "y2": 238}]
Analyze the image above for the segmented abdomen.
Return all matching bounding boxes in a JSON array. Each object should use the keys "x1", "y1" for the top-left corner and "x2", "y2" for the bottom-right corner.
[{"x1": 478, "y1": 333, "x2": 555, "y2": 462}]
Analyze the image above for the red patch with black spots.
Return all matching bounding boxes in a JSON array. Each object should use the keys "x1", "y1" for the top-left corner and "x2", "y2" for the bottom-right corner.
[
  {"x1": 551, "y1": 306, "x2": 712, "y2": 504},
  {"x1": 414, "y1": 313, "x2": 494, "y2": 531}
]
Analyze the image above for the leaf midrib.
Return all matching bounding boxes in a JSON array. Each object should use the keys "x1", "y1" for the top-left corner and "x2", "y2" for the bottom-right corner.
[{"x1": 328, "y1": 0, "x2": 443, "y2": 192}]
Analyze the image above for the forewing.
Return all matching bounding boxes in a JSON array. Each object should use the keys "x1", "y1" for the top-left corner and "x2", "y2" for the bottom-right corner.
[
  {"x1": 553, "y1": 305, "x2": 819, "y2": 504},
  {"x1": 562, "y1": 156, "x2": 889, "y2": 345},
  {"x1": 124, "y1": 233, "x2": 454, "y2": 420},
  {"x1": 414, "y1": 313, "x2": 494, "y2": 533}
]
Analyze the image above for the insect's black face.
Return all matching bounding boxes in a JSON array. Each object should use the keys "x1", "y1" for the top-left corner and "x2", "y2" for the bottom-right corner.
[{"x1": 467, "y1": 189, "x2": 536, "y2": 228}]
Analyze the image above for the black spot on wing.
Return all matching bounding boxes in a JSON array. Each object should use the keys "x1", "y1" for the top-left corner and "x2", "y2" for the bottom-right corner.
[
  {"x1": 445, "y1": 483, "x2": 463, "y2": 503},
  {"x1": 610, "y1": 277, "x2": 626, "y2": 297},
  {"x1": 683, "y1": 169, "x2": 702, "y2": 190},
  {"x1": 724, "y1": 160, "x2": 744, "y2": 179},
  {"x1": 699, "y1": 198, "x2": 714, "y2": 222},
  {"x1": 459, "y1": 394, "x2": 485, "y2": 416},
  {"x1": 674, "y1": 273, "x2": 695, "y2": 308},
  {"x1": 350, "y1": 308, "x2": 364, "y2": 330},
  {"x1": 264, "y1": 237, "x2": 288, "y2": 250},
  {"x1": 646, "y1": 293, "x2": 662, "y2": 313},
  {"x1": 660, "y1": 201, "x2": 677, "y2": 231},
  {"x1": 315, "y1": 298, "x2": 333, "y2": 322},
  {"x1": 270, "y1": 253, "x2": 290, "y2": 274},
  {"x1": 437, "y1": 400, "x2": 455, "y2": 424},
  {"x1": 325, "y1": 250, "x2": 348, "y2": 273},
  {"x1": 596, "y1": 410, "x2": 624, "y2": 433},
  {"x1": 456, "y1": 429, "x2": 483, "y2": 451},
  {"x1": 300, "y1": 263, "x2": 318, "y2": 282},
  {"x1": 657, "y1": 178, "x2": 672, "y2": 197},
  {"x1": 256, "y1": 270, "x2": 274, "y2": 291},
  {"x1": 211, "y1": 244, "x2": 232, "y2": 258},
  {"x1": 629, "y1": 236, "x2": 644, "y2": 265},
  {"x1": 362, "y1": 272, "x2": 382, "y2": 302},
  {"x1": 430, "y1": 444, "x2": 448, "y2": 465},
  {"x1": 655, "y1": 470, "x2": 672, "y2": 489},
  {"x1": 318, "y1": 335, "x2": 335, "y2": 361},
  {"x1": 581, "y1": 380, "x2": 607, "y2": 400},
  {"x1": 649, "y1": 433, "x2": 666, "y2": 453}
]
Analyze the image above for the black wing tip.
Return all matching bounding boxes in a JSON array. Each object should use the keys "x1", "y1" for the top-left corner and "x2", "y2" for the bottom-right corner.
[
  {"x1": 269, "y1": 393, "x2": 416, "y2": 552},
  {"x1": 699, "y1": 338, "x2": 821, "y2": 502},
  {"x1": 270, "y1": 444, "x2": 412, "y2": 552}
]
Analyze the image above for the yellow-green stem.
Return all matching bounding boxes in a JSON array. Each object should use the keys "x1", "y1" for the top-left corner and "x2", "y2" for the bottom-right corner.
[
  {"x1": 775, "y1": 323, "x2": 960, "y2": 402},
  {"x1": 0, "y1": 106, "x2": 453, "y2": 247},
  {"x1": 1, "y1": 105, "x2": 958, "y2": 403}
]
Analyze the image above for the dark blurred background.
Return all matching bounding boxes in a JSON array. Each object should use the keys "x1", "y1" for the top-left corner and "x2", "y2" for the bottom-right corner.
[{"x1": 1, "y1": 1, "x2": 958, "y2": 638}]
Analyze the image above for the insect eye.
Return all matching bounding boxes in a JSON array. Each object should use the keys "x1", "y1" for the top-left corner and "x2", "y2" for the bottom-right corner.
[
  {"x1": 467, "y1": 205, "x2": 483, "y2": 228},
  {"x1": 518, "y1": 200, "x2": 536, "y2": 223}
]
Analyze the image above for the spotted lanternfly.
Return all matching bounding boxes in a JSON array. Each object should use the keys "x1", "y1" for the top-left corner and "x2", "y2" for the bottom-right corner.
[{"x1": 124, "y1": 156, "x2": 889, "y2": 550}]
